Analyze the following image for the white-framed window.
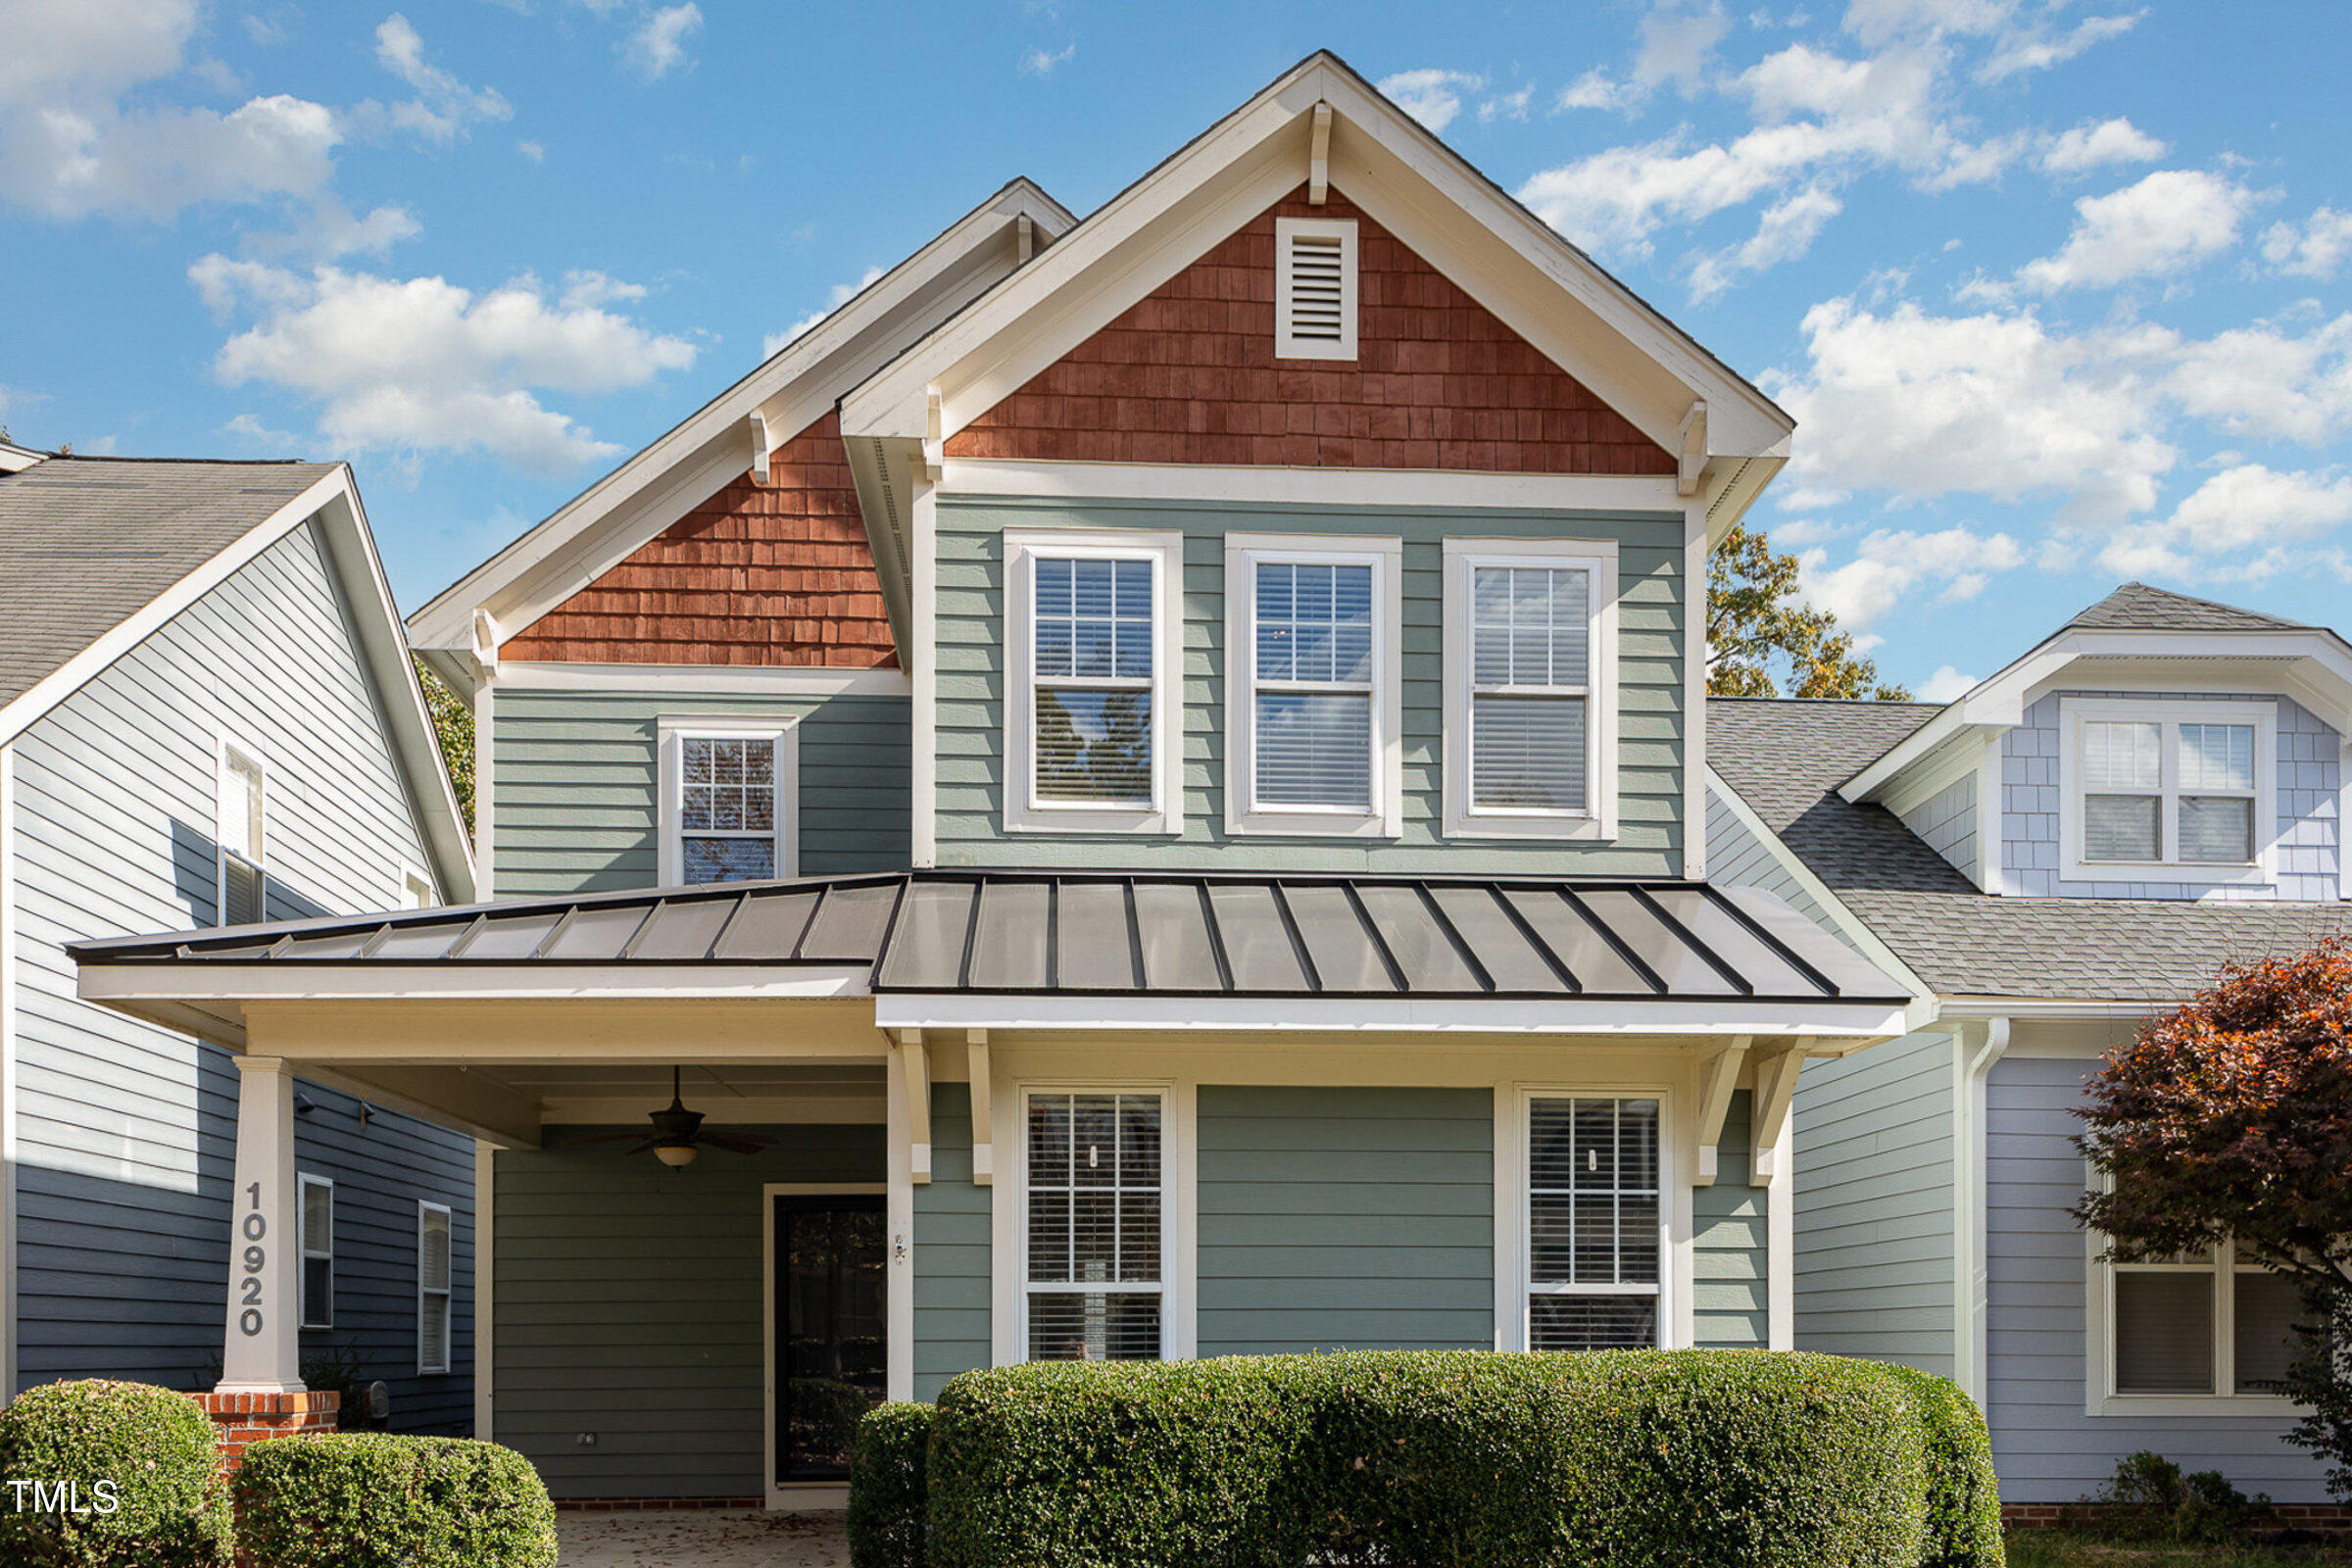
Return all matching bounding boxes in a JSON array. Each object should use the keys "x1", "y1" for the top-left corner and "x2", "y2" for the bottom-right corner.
[
  {"x1": 2058, "y1": 698, "x2": 2277, "y2": 883},
  {"x1": 216, "y1": 741, "x2": 267, "y2": 925},
  {"x1": 657, "y1": 717, "x2": 799, "y2": 885},
  {"x1": 417, "y1": 1200, "x2": 453, "y2": 1376},
  {"x1": 399, "y1": 865, "x2": 435, "y2": 909},
  {"x1": 1019, "y1": 1089, "x2": 1167, "y2": 1363},
  {"x1": 1003, "y1": 529, "x2": 1183, "y2": 835},
  {"x1": 1523, "y1": 1095, "x2": 1665, "y2": 1350},
  {"x1": 2089, "y1": 1237, "x2": 2302, "y2": 1416},
  {"x1": 1273, "y1": 217, "x2": 1358, "y2": 362},
  {"x1": 1222, "y1": 534, "x2": 1401, "y2": 837},
  {"x1": 1441, "y1": 540, "x2": 1619, "y2": 840},
  {"x1": 298, "y1": 1174, "x2": 333, "y2": 1331}
]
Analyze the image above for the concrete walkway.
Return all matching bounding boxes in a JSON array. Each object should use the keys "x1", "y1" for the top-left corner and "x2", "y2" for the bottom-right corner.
[{"x1": 556, "y1": 1510, "x2": 848, "y2": 1567}]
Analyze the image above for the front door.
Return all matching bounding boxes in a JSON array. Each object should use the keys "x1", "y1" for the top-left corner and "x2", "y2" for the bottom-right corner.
[{"x1": 771, "y1": 1194, "x2": 886, "y2": 1484}]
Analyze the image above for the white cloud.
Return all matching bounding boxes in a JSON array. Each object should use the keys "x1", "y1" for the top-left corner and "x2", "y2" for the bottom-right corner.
[
  {"x1": 1018, "y1": 40, "x2": 1077, "y2": 77},
  {"x1": 2261, "y1": 206, "x2": 2352, "y2": 280},
  {"x1": 1637, "y1": 1, "x2": 1732, "y2": 93},
  {"x1": 517, "y1": 138, "x2": 545, "y2": 163},
  {"x1": 1768, "y1": 296, "x2": 2180, "y2": 522},
  {"x1": 259, "y1": 195, "x2": 421, "y2": 261},
  {"x1": 2016, "y1": 169, "x2": 2260, "y2": 293},
  {"x1": 369, "y1": 14, "x2": 511, "y2": 143},
  {"x1": 1478, "y1": 84, "x2": 1535, "y2": 123},
  {"x1": 222, "y1": 412, "x2": 299, "y2": 447},
  {"x1": 2161, "y1": 312, "x2": 2352, "y2": 447},
  {"x1": 2100, "y1": 465, "x2": 2352, "y2": 580},
  {"x1": 1377, "y1": 69, "x2": 1484, "y2": 132},
  {"x1": 190, "y1": 257, "x2": 700, "y2": 476},
  {"x1": 1688, "y1": 182, "x2": 1842, "y2": 299},
  {"x1": 1978, "y1": 10, "x2": 2142, "y2": 82},
  {"x1": 1554, "y1": 69, "x2": 1637, "y2": 113},
  {"x1": 2036, "y1": 116, "x2": 2165, "y2": 177},
  {"x1": 1916, "y1": 664, "x2": 1980, "y2": 702},
  {"x1": 1840, "y1": 0, "x2": 2013, "y2": 47},
  {"x1": 764, "y1": 264, "x2": 885, "y2": 357},
  {"x1": 624, "y1": 3, "x2": 702, "y2": 81},
  {"x1": 1800, "y1": 525, "x2": 2024, "y2": 629}
]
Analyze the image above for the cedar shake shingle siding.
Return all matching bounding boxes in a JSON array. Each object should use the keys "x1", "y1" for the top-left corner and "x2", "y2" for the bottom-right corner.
[
  {"x1": 506, "y1": 412, "x2": 898, "y2": 667},
  {"x1": 945, "y1": 187, "x2": 1676, "y2": 475}
]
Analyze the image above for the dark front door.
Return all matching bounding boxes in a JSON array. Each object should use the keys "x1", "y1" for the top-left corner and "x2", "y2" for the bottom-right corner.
[{"x1": 772, "y1": 1193, "x2": 886, "y2": 1483}]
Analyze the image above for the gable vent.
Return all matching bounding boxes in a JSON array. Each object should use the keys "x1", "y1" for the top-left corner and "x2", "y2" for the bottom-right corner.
[{"x1": 1275, "y1": 217, "x2": 1358, "y2": 362}]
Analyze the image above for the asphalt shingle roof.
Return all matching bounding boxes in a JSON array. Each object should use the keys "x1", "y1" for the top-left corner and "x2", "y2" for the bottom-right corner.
[
  {"x1": 0, "y1": 457, "x2": 336, "y2": 711},
  {"x1": 2065, "y1": 581, "x2": 2311, "y2": 633},
  {"x1": 1710, "y1": 697, "x2": 2352, "y2": 1003}
]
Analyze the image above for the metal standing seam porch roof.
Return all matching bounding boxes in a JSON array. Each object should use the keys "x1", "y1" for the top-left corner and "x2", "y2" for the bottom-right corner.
[{"x1": 72, "y1": 870, "x2": 1910, "y2": 1005}]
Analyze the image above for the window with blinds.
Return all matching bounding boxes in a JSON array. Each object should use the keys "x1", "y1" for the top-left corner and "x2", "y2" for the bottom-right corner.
[
  {"x1": 217, "y1": 744, "x2": 266, "y2": 925},
  {"x1": 1273, "y1": 217, "x2": 1357, "y2": 361},
  {"x1": 1033, "y1": 557, "x2": 1155, "y2": 806},
  {"x1": 2110, "y1": 1242, "x2": 2298, "y2": 1399},
  {"x1": 299, "y1": 1175, "x2": 333, "y2": 1330},
  {"x1": 1472, "y1": 564, "x2": 1591, "y2": 813},
  {"x1": 1250, "y1": 558, "x2": 1375, "y2": 810},
  {"x1": 1527, "y1": 1097, "x2": 1661, "y2": 1351},
  {"x1": 2067, "y1": 703, "x2": 2269, "y2": 875},
  {"x1": 417, "y1": 1202, "x2": 453, "y2": 1375},
  {"x1": 1024, "y1": 1092, "x2": 1163, "y2": 1363}
]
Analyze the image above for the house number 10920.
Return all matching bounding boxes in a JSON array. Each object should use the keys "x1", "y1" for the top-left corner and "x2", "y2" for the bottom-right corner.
[{"x1": 239, "y1": 1182, "x2": 267, "y2": 1337}]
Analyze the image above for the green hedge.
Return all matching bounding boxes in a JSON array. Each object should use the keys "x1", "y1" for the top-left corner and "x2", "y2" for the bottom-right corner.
[
  {"x1": 0, "y1": 1380, "x2": 232, "y2": 1568},
  {"x1": 873, "y1": 1349, "x2": 1997, "y2": 1568},
  {"x1": 849, "y1": 1402, "x2": 937, "y2": 1568},
  {"x1": 233, "y1": 1434, "x2": 556, "y2": 1568}
]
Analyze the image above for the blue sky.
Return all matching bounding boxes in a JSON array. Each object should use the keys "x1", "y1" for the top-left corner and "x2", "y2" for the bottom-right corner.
[{"x1": 3, "y1": 1, "x2": 2346, "y2": 698}]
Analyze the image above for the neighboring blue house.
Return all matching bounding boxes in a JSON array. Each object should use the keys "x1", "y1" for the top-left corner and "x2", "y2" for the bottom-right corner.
[
  {"x1": 0, "y1": 448, "x2": 479, "y2": 1431},
  {"x1": 1706, "y1": 583, "x2": 2352, "y2": 1506}
]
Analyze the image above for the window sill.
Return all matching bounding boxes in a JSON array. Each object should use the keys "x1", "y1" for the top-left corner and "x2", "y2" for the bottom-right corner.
[
  {"x1": 1226, "y1": 808, "x2": 1396, "y2": 839},
  {"x1": 2086, "y1": 1392, "x2": 2304, "y2": 1419},
  {"x1": 1003, "y1": 805, "x2": 1177, "y2": 836},
  {"x1": 1445, "y1": 811, "x2": 1614, "y2": 842},
  {"x1": 2059, "y1": 858, "x2": 2274, "y2": 886}
]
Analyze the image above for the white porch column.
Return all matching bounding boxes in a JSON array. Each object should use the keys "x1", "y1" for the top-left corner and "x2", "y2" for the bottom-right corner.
[{"x1": 219, "y1": 1055, "x2": 303, "y2": 1394}]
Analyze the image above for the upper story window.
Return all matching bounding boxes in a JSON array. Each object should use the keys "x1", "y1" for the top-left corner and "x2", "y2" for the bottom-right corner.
[
  {"x1": 1274, "y1": 217, "x2": 1357, "y2": 362},
  {"x1": 1441, "y1": 540, "x2": 1619, "y2": 841},
  {"x1": 2060, "y1": 698, "x2": 2275, "y2": 883},
  {"x1": 658, "y1": 717, "x2": 799, "y2": 885},
  {"x1": 216, "y1": 742, "x2": 267, "y2": 925},
  {"x1": 1004, "y1": 529, "x2": 1182, "y2": 835},
  {"x1": 1223, "y1": 535, "x2": 1401, "y2": 837}
]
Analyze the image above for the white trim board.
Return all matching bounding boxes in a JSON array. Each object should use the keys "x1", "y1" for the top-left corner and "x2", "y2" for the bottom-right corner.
[
  {"x1": 876, "y1": 995, "x2": 1908, "y2": 1039},
  {"x1": 473, "y1": 1141, "x2": 494, "y2": 1441},
  {"x1": 495, "y1": 662, "x2": 910, "y2": 698},
  {"x1": 942, "y1": 460, "x2": 1689, "y2": 514}
]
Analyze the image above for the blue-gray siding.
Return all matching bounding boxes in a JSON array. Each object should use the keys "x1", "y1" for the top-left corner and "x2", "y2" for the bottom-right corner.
[
  {"x1": 490, "y1": 687, "x2": 910, "y2": 899},
  {"x1": 1694, "y1": 1090, "x2": 1768, "y2": 1348},
  {"x1": 492, "y1": 1124, "x2": 884, "y2": 1497},
  {"x1": 1704, "y1": 781, "x2": 1847, "y2": 944},
  {"x1": 913, "y1": 1084, "x2": 989, "y2": 1401},
  {"x1": 1986, "y1": 1055, "x2": 2327, "y2": 1501},
  {"x1": 1197, "y1": 1086, "x2": 1493, "y2": 1355},
  {"x1": 934, "y1": 497, "x2": 1690, "y2": 873},
  {"x1": 1901, "y1": 775, "x2": 1977, "y2": 883},
  {"x1": 9, "y1": 519, "x2": 472, "y2": 1413}
]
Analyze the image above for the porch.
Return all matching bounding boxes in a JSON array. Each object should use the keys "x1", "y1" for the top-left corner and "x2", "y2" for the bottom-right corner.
[{"x1": 556, "y1": 1509, "x2": 846, "y2": 1568}]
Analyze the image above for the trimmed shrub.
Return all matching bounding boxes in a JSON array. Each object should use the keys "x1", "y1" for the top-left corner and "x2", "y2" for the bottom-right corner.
[
  {"x1": 911, "y1": 1349, "x2": 2000, "y2": 1568},
  {"x1": 233, "y1": 1433, "x2": 556, "y2": 1568},
  {"x1": 0, "y1": 1379, "x2": 231, "y2": 1568},
  {"x1": 849, "y1": 1401, "x2": 937, "y2": 1568}
]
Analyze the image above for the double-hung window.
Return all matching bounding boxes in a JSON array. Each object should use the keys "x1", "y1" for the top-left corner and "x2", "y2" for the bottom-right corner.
[
  {"x1": 417, "y1": 1201, "x2": 453, "y2": 1376},
  {"x1": 1526, "y1": 1096, "x2": 1662, "y2": 1350},
  {"x1": 1004, "y1": 530, "x2": 1182, "y2": 834},
  {"x1": 2061, "y1": 699, "x2": 2274, "y2": 882},
  {"x1": 2096, "y1": 1240, "x2": 2300, "y2": 1412},
  {"x1": 659, "y1": 718, "x2": 798, "y2": 885},
  {"x1": 1023, "y1": 1091, "x2": 1164, "y2": 1362},
  {"x1": 298, "y1": 1174, "x2": 333, "y2": 1330},
  {"x1": 1224, "y1": 535, "x2": 1400, "y2": 835},
  {"x1": 216, "y1": 742, "x2": 267, "y2": 925},
  {"x1": 1442, "y1": 541, "x2": 1618, "y2": 840}
]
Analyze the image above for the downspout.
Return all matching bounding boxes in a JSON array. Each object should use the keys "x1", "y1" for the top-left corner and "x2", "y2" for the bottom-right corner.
[{"x1": 1953, "y1": 1016, "x2": 2010, "y2": 1404}]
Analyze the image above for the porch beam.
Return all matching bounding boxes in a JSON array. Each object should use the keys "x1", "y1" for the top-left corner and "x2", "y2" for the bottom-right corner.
[
  {"x1": 1750, "y1": 1037, "x2": 1811, "y2": 1187},
  {"x1": 220, "y1": 1056, "x2": 303, "y2": 1394},
  {"x1": 242, "y1": 999, "x2": 888, "y2": 1062},
  {"x1": 896, "y1": 1029, "x2": 931, "y2": 1184},
  {"x1": 1692, "y1": 1034, "x2": 1749, "y2": 1187},
  {"x1": 294, "y1": 1062, "x2": 543, "y2": 1150},
  {"x1": 967, "y1": 1029, "x2": 993, "y2": 1186}
]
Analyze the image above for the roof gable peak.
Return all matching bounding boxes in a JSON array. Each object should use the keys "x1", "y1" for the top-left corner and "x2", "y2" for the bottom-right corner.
[{"x1": 2067, "y1": 580, "x2": 2311, "y2": 633}]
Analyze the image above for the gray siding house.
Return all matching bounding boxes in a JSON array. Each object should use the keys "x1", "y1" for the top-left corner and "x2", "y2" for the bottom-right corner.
[
  {"x1": 0, "y1": 452, "x2": 477, "y2": 1430},
  {"x1": 72, "y1": 55, "x2": 1916, "y2": 1508},
  {"x1": 1706, "y1": 584, "x2": 2352, "y2": 1505}
]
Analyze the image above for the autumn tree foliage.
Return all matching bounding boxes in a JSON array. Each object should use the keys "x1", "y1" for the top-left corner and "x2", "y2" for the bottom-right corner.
[{"x1": 1705, "y1": 524, "x2": 1910, "y2": 701}]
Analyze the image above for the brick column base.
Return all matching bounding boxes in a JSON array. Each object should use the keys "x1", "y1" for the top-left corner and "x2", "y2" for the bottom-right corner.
[{"x1": 190, "y1": 1391, "x2": 340, "y2": 1475}]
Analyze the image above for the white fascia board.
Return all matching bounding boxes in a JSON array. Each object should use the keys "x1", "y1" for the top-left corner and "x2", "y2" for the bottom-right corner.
[
  {"x1": 495, "y1": 661, "x2": 909, "y2": 698},
  {"x1": 872, "y1": 995, "x2": 1910, "y2": 1039},
  {"x1": 77, "y1": 963, "x2": 872, "y2": 1004},
  {"x1": 943, "y1": 460, "x2": 1687, "y2": 513},
  {"x1": 407, "y1": 180, "x2": 1075, "y2": 658},
  {"x1": 0, "y1": 466, "x2": 350, "y2": 751}
]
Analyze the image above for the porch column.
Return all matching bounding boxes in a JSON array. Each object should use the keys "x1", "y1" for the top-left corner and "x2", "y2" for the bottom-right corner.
[{"x1": 219, "y1": 1055, "x2": 303, "y2": 1394}]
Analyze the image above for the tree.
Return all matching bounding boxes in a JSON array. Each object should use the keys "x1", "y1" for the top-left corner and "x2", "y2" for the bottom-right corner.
[
  {"x1": 415, "y1": 658, "x2": 475, "y2": 835},
  {"x1": 1707, "y1": 523, "x2": 1910, "y2": 700},
  {"x1": 2077, "y1": 939, "x2": 2352, "y2": 1495}
]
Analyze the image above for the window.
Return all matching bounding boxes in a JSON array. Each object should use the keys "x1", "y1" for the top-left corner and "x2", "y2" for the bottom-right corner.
[
  {"x1": 1223, "y1": 536, "x2": 1401, "y2": 836},
  {"x1": 1023, "y1": 1091, "x2": 1164, "y2": 1362},
  {"x1": 216, "y1": 743, "x2": 266, "y2": 925},
  {"x1": 417, "y1": 1201, "x2": 453, "y2": 1375},
  {"x1": 1441, "y1": 541, "x2": 1618, "y2": 840},
  {"x1": 1525, "y1": 1097, "x2": 1663, "y2": 1350},
  {"x1": 1004, "y1": 530, "x2": 1182, "y2": 835},
  {"x1": 658, "y1": 719, "x2": 798, "y2": 885},
  {"x1": 1274, "y1": 217, "x2": 1357, "y2": 361},
  {"x1": 2100, "y1": 1242, "x2": 2300, "y2": 1409},
  {"x1": 298, "y1": 1175, "x2": 333, "y2": 1330},
  {"x1": 2061, "y1": 699, "x2": 2275, "y2": 882}
]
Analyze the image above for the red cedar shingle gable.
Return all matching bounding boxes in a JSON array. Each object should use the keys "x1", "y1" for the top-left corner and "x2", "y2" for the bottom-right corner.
[
  {"x1": 505, "y1": 411, "x2": 899, "y2": 667},
  {"x1": 946, "y1": 186, "x2": 1676, "y2": 474}
]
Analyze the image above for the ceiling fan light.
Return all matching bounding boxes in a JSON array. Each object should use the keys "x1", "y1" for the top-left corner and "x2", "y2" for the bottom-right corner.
[{"x1": 654, "y1": 1144, "x2": 698, "y2": 1168}]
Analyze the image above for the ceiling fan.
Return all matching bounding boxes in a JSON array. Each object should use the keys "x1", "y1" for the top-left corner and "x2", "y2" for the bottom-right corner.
[{"x1": 561, "y1": 1067, "x2": 776, "y2": 1167}]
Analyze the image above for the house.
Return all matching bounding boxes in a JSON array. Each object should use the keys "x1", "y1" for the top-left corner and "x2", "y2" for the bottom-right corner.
[
  {"x1": 1705, "y1": 583, "x2": 2352, "y2": 1509},
  {"x1": 0, "y1": 450, "x2": 478, "y2": 1431},
  {"x1": 69, "y1": 54, "x2": 1914, "y2": 1508}
]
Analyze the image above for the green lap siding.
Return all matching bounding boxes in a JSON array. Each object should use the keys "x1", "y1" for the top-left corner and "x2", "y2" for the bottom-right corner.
[
  {"x1": 914, "y1": 1083, "x2": 990, "y2": 1401},
  {"x1": 1197, "y1": 1087, "x2": 1494, "y2": 1355},
  {"x1": 1693, "y1": 1090, "x2": 1769, "y2": 1349},
  {"x1": 932, "y1": 497, "x2": 1689, "y2": 874}
]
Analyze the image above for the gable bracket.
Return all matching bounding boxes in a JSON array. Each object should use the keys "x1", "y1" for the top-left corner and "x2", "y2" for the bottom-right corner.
[
  {"x1": 922, "y1": 385, "x2": 945, "y2": 484},
  {"x1": 748, "y1": 411, "x2": 772, "y2": 486},
  {"x1": 1308, "y1": 101, "x2": 1333, "y2": 206},
  {"x1": 1693, "y1": 1033, "x2": 1750, "y2": 1186},
  {"x1": 1678, "y1": 401, "x2": 1709, "y2": 498}
]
